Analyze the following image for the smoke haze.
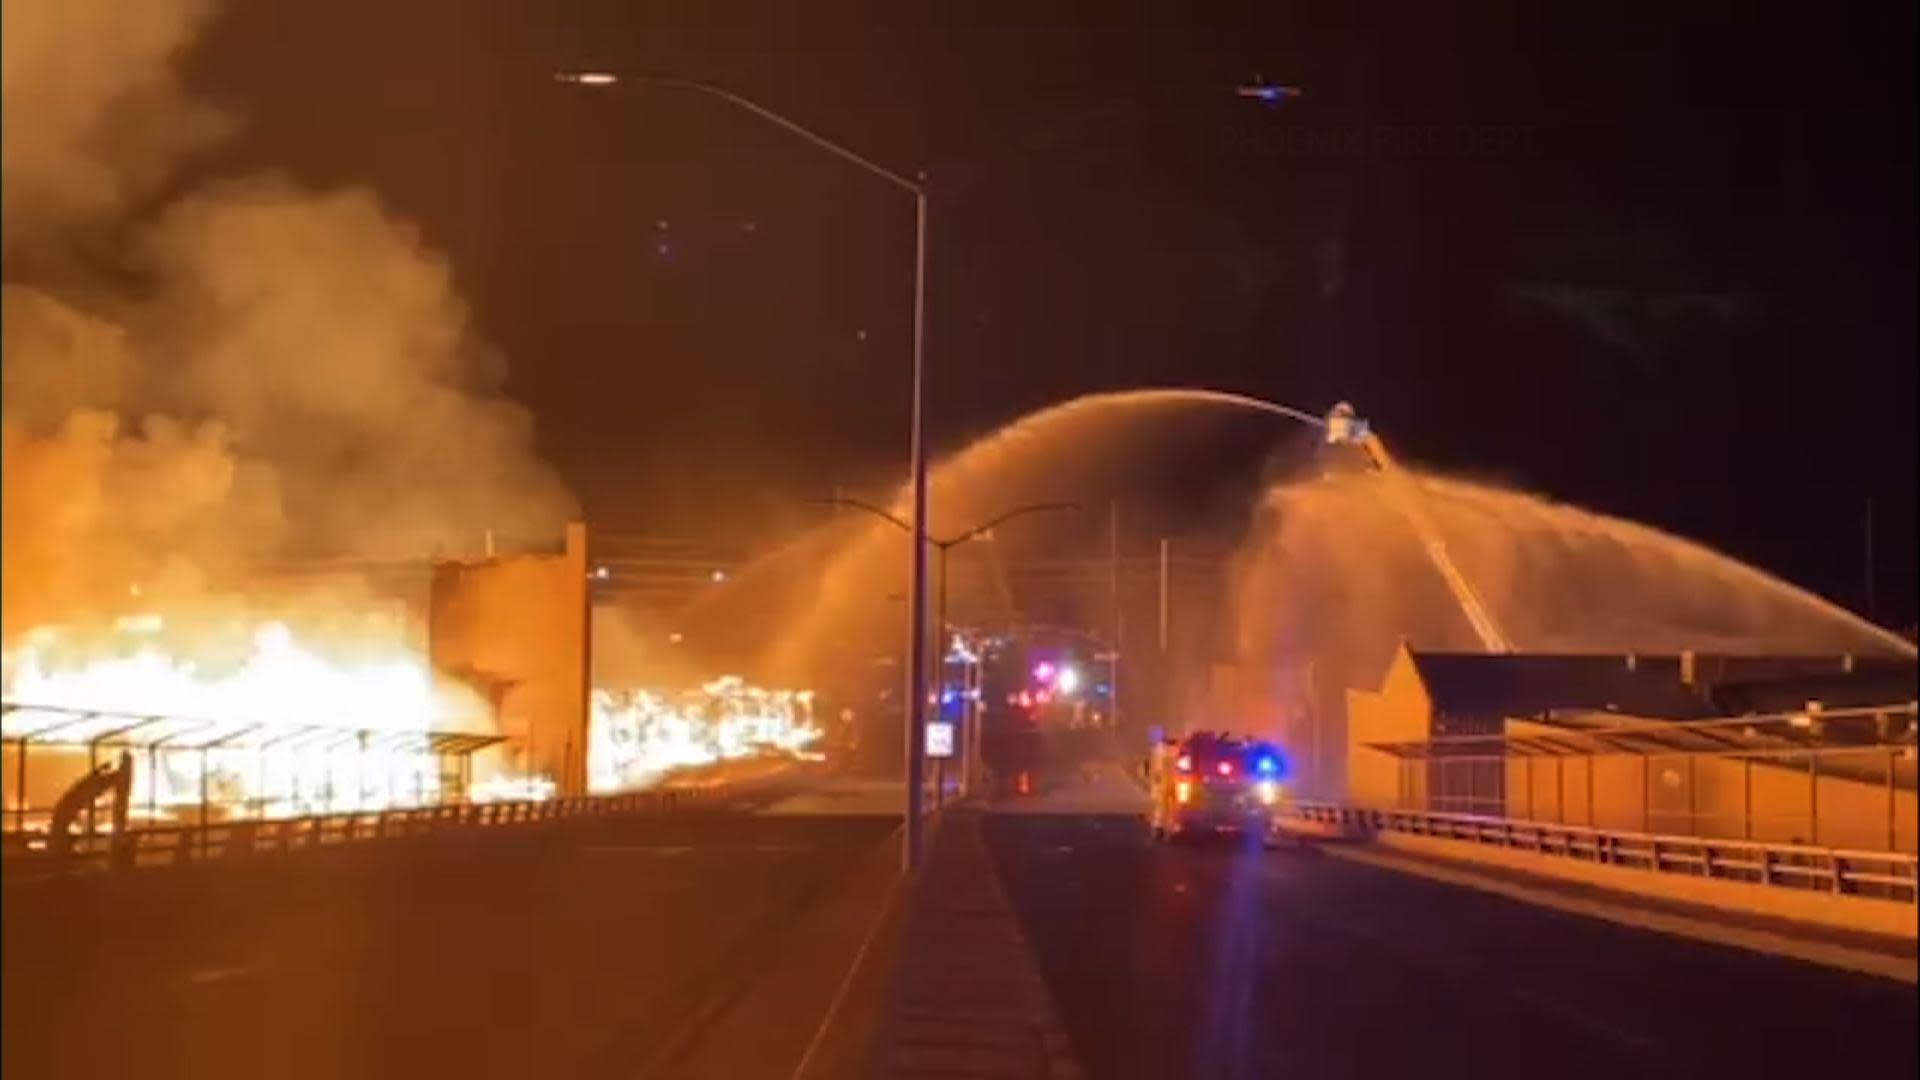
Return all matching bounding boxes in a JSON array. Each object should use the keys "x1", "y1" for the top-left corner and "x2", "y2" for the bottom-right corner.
[{"x1": 2, "y1": 0, "x2": 575, "y2": 638}]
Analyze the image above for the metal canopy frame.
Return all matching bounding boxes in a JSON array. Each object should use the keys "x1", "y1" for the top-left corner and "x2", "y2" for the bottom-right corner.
[
  {"x1": 1, "y1": 702, "x2": 506, "y2": 755},
  {"x1": 1380, "y1": 702, "x2": 1919, "y2": 850},
  {"x1": 2, "y1": 701, "x2": 509, "y2": 834}
]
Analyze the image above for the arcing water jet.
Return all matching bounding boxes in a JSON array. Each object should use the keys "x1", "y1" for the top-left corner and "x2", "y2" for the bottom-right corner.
[{"x1": 702, "y1": 387, "x2": 1329, "y2": 683}]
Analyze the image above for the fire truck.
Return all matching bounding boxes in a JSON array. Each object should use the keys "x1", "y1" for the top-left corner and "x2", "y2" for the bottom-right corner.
[{"x1": 1147, "y1": 732, "x2": 1287, "y2": 844}]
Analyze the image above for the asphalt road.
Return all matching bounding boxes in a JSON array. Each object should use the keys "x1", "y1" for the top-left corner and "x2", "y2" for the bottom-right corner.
[
  {"x1": 982, "y1": 813, "x2": 1919, "y2": 1080},
  {"x1": 2, "y1": 807, "x2": 897, "y2": 1080}
]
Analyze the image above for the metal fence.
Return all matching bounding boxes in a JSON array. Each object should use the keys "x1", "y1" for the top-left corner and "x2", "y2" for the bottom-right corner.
[
  {"x1": 1375, "y1": 704, "x2": 1919, "y2": 853},
  {"x1": 1, "y1": 781, "x2": 764, "y2": 877},
  {"x1": 1282, "y1": 800, "x2": 1919, "y2": 906}
]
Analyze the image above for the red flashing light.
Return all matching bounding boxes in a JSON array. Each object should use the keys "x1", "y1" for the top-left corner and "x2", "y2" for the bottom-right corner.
[
  {"x1": 1217, "y1": 760, "x2": 1234, "y2": 777},
  {"x1": 1175, "y1": 754, "x2": 1192, "y2": 773}
]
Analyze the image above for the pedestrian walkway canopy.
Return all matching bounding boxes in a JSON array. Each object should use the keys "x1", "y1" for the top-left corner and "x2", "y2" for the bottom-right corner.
[
  {"x1": 2, "y1": 702, "x2": 506, "y2": 756},
  {"x1": 1364, "y1": 702, "x2": 1919, "y2": 764}
]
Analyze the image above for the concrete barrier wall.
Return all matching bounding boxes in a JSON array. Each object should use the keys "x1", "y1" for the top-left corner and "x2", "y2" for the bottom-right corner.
[{"x1": 1373, "y1": 829, "x2": 1919, "y2": 940}]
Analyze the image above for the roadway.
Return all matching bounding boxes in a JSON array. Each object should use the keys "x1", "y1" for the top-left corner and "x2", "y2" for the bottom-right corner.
[
  {"x1": 8, "y1": 769, "x2": 1915, "y2": 1080},
  {"x1": 982, "y1": 812, "x2": 1919, "y2": 1079},
  {"x1": 1, "y1": 788, "x2": 897, "y2": 1080}
]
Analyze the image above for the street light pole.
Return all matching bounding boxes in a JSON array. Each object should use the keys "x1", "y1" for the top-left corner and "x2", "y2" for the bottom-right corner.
[
  {"x1": 556, "y1": 71, "x2": 933, "y2": 869},
  {"x1": 906, "y1": 191, "x2": 930, "y2": 866},
  {"x1": 817, "y1": 497, "x2": 1078, "y2": 806}
]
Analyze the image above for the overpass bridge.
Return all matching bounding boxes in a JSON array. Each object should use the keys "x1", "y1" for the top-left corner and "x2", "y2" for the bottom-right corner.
[
  {"x1": 3, "y1": 758, "x2": 1915, "y2": 1080},
  {"x1": 5, "y1": 406, "x2": 1915, "y2": 1078}
]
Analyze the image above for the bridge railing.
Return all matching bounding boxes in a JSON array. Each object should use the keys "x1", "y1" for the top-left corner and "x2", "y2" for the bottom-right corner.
[
  {"x1": 1, "y1": 780, "x2": 769, "y2": 876},
  {"x1": 1282, "y1": 801, "x2": 1919, "y2": 906}
]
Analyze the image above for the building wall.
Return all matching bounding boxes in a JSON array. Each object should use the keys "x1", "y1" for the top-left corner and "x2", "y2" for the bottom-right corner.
[
  {"x1": 1346, "y1": 644, "x2": 1431, "y2": 809},
  {"x1": 1500, "y1": 723, "x2": 1649, "y2": 832},
  {"x1": 429, "y1": 523, "x2": 590, "y2": 796},
  {"x1": 1501, "y1": 718, "x2": 1917, "y2": 853}
]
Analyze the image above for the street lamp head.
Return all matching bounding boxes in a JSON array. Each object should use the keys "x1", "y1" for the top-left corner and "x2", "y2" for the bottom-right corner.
[
  {"x1": 556, "y1": 71, "x2": 619, "y2": 87},
  {"x1": 1235, "y1": 82, "x2": 1302, "y2": 104}
]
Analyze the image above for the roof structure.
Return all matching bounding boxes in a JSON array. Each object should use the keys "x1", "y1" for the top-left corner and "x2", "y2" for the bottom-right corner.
[
  {"x1": 1363, "y1": 703, "x2": 1919, "y2": 765},
  {"x1": 1406, "y1": 651, "x2": 1710, "y2": 721},
  {"x1": 0, "y1": 702, "x2": 507, "y2": 756},
  {"x1": 1403, "y1": 649, "x2": 1917, "y2": 724},
  {"x1": 1709, "y1": 668, "x2": 1919, "y2": 716}
]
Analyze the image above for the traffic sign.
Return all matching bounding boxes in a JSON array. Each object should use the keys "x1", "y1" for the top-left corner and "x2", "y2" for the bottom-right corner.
[{"x1": 926, "y1": 721, "x2": 955, "y2": 758}]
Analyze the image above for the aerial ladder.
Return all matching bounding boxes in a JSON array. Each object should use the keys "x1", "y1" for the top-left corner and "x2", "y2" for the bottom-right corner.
[{"x1": 1323, "y1": 403, "x2": 1516, "y2": 654}]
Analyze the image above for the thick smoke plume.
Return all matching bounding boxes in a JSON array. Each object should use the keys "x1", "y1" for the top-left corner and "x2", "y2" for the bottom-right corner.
[
  {"x1": 2, "y1": 0, "x2": 576, "y2": 639},
  {"x1": 1, "y1": 0, "x2": 229, "y2": 246}
]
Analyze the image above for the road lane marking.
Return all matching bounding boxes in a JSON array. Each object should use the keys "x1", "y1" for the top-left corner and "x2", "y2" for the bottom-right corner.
[
  {"x1": 1510, "y1": 987, "x2": 1653, "y2": 1050},
  {"x1": 790, "y1": 823, "x2": 906, "y2": 1080},
  {"x1": 1325, "y1": 844, "x2": 1919, "y2": 985},
  {"x1": 582, "y1": 844, "x2": 691, "y2": 855},
  {"x1": 1256, "y1": 859, "x2": 1658, "y2": 1056},
  {"x1": 185, "y1": 965, "x2": 251, "y2": 984}
]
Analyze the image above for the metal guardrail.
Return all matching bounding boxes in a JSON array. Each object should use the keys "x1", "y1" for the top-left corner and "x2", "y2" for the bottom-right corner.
[
  {"x1": 1, "y1": 781, "x2": 767, "y2": 876},
  {"x1": 1281, "y1": 801, "x2": 1919, "y2": 905}
]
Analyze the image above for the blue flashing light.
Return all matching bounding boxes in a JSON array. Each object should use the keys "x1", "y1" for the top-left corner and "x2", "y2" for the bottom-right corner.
[
  {"x1": 1237, "y1": 83, "x2": 1303, "y2": 105},
  {"x1": 1228, "y1": 84, "x2": 1305, "y2": 104}
]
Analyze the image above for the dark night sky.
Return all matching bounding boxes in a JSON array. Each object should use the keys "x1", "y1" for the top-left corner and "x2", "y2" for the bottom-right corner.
[{"x1": 180, "y1": 1, "x2": 1916, "y2": 624}]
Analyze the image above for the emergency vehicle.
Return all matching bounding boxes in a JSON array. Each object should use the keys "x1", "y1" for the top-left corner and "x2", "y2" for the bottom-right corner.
[{"x1": 1147, "y1": 732, "x2": 1286, "y2": 844}]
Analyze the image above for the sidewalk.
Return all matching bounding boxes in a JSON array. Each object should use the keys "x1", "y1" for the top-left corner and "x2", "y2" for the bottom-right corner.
[
  {"x1": 870, "y1": 809, "x2": 1081, "y2": 1078},
  {"x1": 1327, "y1": 842, "x2": 1919, "y2": 983}
]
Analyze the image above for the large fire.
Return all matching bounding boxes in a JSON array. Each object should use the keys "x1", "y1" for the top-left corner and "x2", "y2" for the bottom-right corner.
[
  {"x1": 589, "y1": 678, "x2": 822, "y2": 794},
  {"x1": 2, "y1": 616, "x2": 492, "y2": 823},
  {"x1": 2, "y1": 615, "x2": 821, "y2": 827}
]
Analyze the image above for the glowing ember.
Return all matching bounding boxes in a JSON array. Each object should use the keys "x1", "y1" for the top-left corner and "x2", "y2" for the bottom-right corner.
[
  {"x1": 3, "y1": 618, "x2": 820, "y2": 822},
  {"x1": 468, "y1": 774, "x2": 557, "y2": 803},
  {"x1": 590, "y1": 676, "x2": 819, "y2": 793}
]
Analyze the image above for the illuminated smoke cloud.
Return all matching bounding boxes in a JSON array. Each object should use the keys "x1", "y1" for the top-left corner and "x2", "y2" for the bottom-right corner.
[
  {"x1": 1, "y1": 0, "x2": 576, "y2": 638},
  {"x1": 0, "y1": 0, "x2": 230, "y2": 246}
]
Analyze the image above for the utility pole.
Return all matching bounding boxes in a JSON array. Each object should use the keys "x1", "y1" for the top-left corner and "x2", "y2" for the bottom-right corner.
[
  {"x1": 1108, "y1": 500, "x2": 1122, "y2": 730},
  {"x1": 1157, "y1": 536, "x2": 1171, "y2": 739},
  {"x1": 1865, "y1": 497, "x2": 1876, "y2": 620},
  {"x1": 1158, "y1": 537, "x2": 1170, "y2": 653}
]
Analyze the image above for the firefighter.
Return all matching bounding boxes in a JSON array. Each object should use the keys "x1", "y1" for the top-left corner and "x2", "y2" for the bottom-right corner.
[{"x1": 1145, "y1": 736, "x2": 1178, "y2": 838}]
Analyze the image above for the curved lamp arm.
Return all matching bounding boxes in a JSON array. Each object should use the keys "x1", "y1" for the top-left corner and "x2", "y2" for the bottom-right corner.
[
  {"x1": 556, "y1": 71, "x2": 923, "y2": 195},
  {"x1": 942, "y1": 501, "x2": 1080, "y2": 547},
  {"x1": 809, "y1": 496, "x2": 913, "y2": 535}
]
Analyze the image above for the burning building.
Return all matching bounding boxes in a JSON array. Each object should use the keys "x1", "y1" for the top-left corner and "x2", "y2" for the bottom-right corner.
[
  {"x1": 1, "y1": 0, "x2": 578, "y2": 824},
  {"x1": 429, "y1": 525, "x2": 592, "y2": 797}
]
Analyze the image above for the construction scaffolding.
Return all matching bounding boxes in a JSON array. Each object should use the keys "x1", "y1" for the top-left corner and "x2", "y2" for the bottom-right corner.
[{"x1": 2, "y1": 701, "x2": 507, "y2": 836}]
